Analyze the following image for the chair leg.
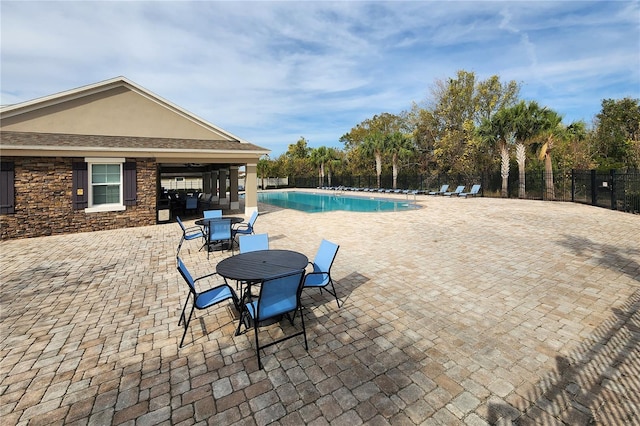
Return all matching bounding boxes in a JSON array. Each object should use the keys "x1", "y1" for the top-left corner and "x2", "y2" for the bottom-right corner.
[
  {"x1": 329, "y1": 279, "x2": 341, "y2": 308},
  {"x1": 179, "y1": 302, "x2": 196, "y2": 348},
  {"x1": 254, "y1": 316, "x2": 262, "y2": 369},
  {"x1": 178, "y1": 293, "x2": 192, "y2": 327},
  {"x1": 177, "y1": 235, "x2": 185, "y2": 257},
  {"x1": 299, "y1": 305, "x2": 308, "y2": 350}
]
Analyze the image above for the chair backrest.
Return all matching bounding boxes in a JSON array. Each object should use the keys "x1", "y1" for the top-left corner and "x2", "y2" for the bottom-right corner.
[
  {"x1": 208, "y1": 219, "x2": 231, "y2": 241},
  {"x1": 454, "y1": 185, "x2": 465, "y2": 193},
  {"x1": 470, "y1": 184, "x2": 481, "y2": 194},
  {"x1": 256, "y1": 270, "x2": 305, "y2": 319},
  {"x1": 185, "y1": 195, "x2": 198, "y2": 209},
  {"x1": 204, "y1": 210, "x2": 223, "y2": 219},
  {"x1": 239, "y1": 233, "x2": 269, "y2": 253},
  {"x1": 208, "y1": 219, "x2": 231, "y2": 242},
  {"x1": 176, "y1": 216, "x2": 187, "y2": 232},
  {"x1": 439, "y1": 184, "x2": 449, "y2": 192},
  {"x1": 313, "y1": 239, "x2": 340, "y2": 273},
  {"x1": 247, "y1": 211, "x2": 259, "y2": 229},
  {"x1": 176, "y1": 257, "x2": 196, "y2": 294}
]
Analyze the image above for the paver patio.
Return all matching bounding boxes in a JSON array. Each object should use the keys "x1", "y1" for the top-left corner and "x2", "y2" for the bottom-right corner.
[{"x1": 1, "y1": 194, "x2": 639, "y2": 425}]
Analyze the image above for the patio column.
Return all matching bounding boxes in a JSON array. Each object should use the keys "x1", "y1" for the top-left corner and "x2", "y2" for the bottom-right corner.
[
  {"x1": 203, "y1": 172, "x2": 211, "y2": 193},
  {"x1": 211, "y1": 170, "x2": 219, "y2": 202},
  {"x1": 218, "y1": 169, "x2": 228, "y2": 206},
  {"x1": 244, "y1": 163, "x2": 258, "y2": 216},
  {"x1": 229, "y1": 166, "x2": 239, "y2": 210}
]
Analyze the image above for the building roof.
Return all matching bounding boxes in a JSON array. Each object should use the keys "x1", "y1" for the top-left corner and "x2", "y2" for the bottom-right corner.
[{"x1": 0, "y1": 76, "x2": 269, "y2": 161}]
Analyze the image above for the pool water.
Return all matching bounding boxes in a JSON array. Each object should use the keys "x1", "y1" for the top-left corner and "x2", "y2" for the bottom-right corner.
[{"x1": 257, "y1": 191, "x2": 418, "y2": 213}]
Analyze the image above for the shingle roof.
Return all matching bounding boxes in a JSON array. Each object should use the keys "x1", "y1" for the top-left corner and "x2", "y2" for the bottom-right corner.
[{"x1": 0, "y1": 131, "x2": 267, "y2": 153}]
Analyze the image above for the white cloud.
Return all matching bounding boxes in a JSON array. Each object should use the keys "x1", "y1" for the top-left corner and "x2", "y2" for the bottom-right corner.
[{"x1": 2, "y1": 1, "x2": 638, "y2": 155}]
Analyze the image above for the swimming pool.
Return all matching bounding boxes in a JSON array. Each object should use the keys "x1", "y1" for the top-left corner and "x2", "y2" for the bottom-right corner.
[{"x1": 257, "y1": 191, "x2": 418, "y2": 213}]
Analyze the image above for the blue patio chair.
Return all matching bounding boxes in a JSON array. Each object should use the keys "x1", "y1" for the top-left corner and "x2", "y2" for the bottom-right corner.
[
  {"x1": 428, "y1": 184, "x2": 449, "y2": 195},
  {"x1": 176, "y1": 216, "x2": 204, "y2": 257},
  {"x1": 443, "y1": 185, "x2": 465, "y2": 196},
  {"x1": 233, "y1": 211, "x2": 259, "y2": 243},
  {"x1": 207, "y1": 218, "x2": 233, "y2": 259},
  {"x1": 458, "y1": 184, "x2": 481, "y2": 197},
  {"x1": 199, "y1": 193, "x2": 214, "y2": 211},
  {"x1": 236, "y1": 233, "x2": 270, "y2": 299},
  {"x1": 236, "y1": 269, "x2": 307, "y2": 369},
  {"x1": 184, "y1": 194, "x2": 198, "y2": 214},
  {"x1": 303, "y1": 239, "x2": 341, "y2": 308},
  {"x1": 176, "y1": 257, "x2": 239, "y2": 347},
  {"x1": 203, "y1": 209, "x2": 222, "y2": 219},
  {"x1": 239, "y1": 233, "x2": 269, "y2": 253}
]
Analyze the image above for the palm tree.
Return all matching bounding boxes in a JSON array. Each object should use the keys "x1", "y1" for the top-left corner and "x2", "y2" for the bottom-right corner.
[
  {"x1": 325, "y1": 148, "x2": 342, "y2": 187},
  {"x1": 508, "y1": 101, "x2": 548, "y2": 198},
  {"x1": 310, "y1": 146, "x2": 331, "y2": 188},
  {"x1": 386, "y1": 132, "x2": 413, "y2": 189},
  {"x1": 534, "y1": 109, "x2": 563, "y2": 200},
  {"x1": 257, "y1": 156, "x2": 270, "y2": 190},
  {"x1": 478, "y1": 110, "x2": 514, "y2": 198},
  {"x1": 361, "y1": 131, "x2": 387, "y2": 188}
]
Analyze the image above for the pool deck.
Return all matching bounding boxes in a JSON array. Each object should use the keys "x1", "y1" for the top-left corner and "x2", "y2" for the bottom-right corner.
[{"x1": 1, "y1": 193, "x2": 639, "y2": 425}]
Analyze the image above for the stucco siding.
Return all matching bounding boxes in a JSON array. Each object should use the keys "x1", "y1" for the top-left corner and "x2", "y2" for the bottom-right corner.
[{"x1": 1, "y1": 87, "x2": 230, "y2": 140}]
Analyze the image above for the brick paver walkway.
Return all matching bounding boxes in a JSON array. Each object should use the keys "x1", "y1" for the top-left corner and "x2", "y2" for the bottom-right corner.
[{"x1": 1, "y1": 194, "x2": 639, "y2": 425}]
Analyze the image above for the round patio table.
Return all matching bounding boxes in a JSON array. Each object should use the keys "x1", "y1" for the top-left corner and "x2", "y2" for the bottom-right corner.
[
  {"x1": 216, "y1": 249, "x2": 308, "y2": 282},
  {"x1": 195, "y1": 217, "x2": 244, "y2": 252},
  {"x1": 195, "y1": 217, "x2": 244, "y2": 227}
]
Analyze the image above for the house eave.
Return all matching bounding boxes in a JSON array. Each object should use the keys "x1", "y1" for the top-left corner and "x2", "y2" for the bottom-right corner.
[{"x1": 0, "y1": 146, "x2": 270, "y2": 160}]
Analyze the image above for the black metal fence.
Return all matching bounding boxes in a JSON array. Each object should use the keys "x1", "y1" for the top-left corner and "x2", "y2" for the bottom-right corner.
[
  {"x1": 571, "y1": 169, "x2": 640, "y2": 214},
  {"x1": 283, "y1": 168, "x2": 639, "y2": 214}
]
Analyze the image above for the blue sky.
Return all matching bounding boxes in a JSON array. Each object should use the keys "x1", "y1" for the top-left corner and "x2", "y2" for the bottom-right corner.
[{"x1": 2, "y1": 1, "x2": 639, "y2": 157}]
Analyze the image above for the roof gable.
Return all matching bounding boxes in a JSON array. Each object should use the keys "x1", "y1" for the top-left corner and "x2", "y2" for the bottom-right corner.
[{"x1": 0, "y1": 77, "x2": 247, "y2": 142}]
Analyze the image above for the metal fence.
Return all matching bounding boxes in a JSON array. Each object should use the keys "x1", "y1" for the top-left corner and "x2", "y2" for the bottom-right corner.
[
  {"x1": 283, "y1": 168, "x2": 640, "y2": 214},
  {"x1": 571, "y1": 169, "x2": 640, "y2": 214}
]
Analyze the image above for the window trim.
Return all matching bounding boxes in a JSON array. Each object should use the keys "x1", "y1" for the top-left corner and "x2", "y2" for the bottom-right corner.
[{"x1": 85, "y1": 157, "x2": 126, "y2": 213}]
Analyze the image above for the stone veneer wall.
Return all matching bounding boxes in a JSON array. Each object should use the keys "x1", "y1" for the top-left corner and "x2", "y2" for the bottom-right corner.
[{"x1": 0, "y1": 156, "x2": 156, "y2": 240}]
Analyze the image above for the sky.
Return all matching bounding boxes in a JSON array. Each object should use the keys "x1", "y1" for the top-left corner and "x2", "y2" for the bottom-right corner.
[{"x1": 1, "y1": 1, "x2": 639, "y2": 157}]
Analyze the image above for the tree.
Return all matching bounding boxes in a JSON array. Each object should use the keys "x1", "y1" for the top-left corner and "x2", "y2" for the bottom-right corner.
[
  {"x1": 422, "y1": 70, "x2": 520, "y2": 178},
  {"x1": 386, "y1": 132, "x2": 413, "y2": 189},
  {"x1": 593, "y1": 98, "x2": 640, "y2": 170},
  {"x1": 286, "y1": 137, "x2": 311, "y2": 160},
  {"x1": 324, "y1": 148, "x2": 343, "y2": 187},
  {"x1": 474, "y1": 75, "x2": 520, "y2": 123},
  {"x1": 534, "y1": 108, "x2": 563, "y2": 200},
  {"x1": 506, "y1": 101, "x2": 549, "y2": 198},
  {"x1": 361, "y1": 131, "x2": 387, "y2": 188},
  {"x1": 478, "y1": 110, "x2": 514, "y2": 197},
  {"x1": 559, "y1": 120, "x2": 592, "y2": 170},
  {"x1": 257, "y1": 156, "x2": 271, "y2": 190},
  {"x1": 281, "y1": 137, "x2": 314, "y2": 182},
  {"x1": 340, "y1": 113, "x2": 406, "y2": 188},
  {"x1": 310, "y1": 146, "x2": 332, "y2": 188}
]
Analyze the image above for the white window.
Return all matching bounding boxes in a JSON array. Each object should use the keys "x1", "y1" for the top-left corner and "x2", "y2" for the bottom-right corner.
[{"x1": 85, "y1": 158, "x2": 126, "y2": 212}]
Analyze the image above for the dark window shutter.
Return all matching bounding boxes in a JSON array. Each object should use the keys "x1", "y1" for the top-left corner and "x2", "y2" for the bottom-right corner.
[
  {"x1": 0, "y1": 162, "x2": 15, "y2": 214},
  {"x1": 72, "y1": 162, "x2": 88, "y2": 210},
  {"x1": 123, "y1": 162, "x2": 137, "y2": 206}
]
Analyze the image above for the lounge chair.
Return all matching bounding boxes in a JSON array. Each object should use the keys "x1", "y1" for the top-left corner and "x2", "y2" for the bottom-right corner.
[
  {"x1": 459, "y1": 184, "x2": 481, "y2": 197},
  {"x1": 444, "y1": 186, "x2": 465, "y2": 196},
  {"x1": 428, "y1": 185, "x2": 449, "y2": 195}
]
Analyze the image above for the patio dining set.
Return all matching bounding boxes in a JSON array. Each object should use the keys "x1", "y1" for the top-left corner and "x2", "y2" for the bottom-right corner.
[{"x1": 174, "y1": 210, "x2": 341, "y2": 369}]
